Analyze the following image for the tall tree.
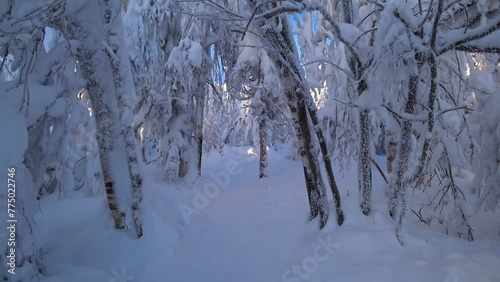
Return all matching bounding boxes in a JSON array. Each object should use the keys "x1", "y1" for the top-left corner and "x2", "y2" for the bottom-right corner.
[
  {"x1": 54, "y1": 0, "x2": 145, "y2": 237},
  {"x1": 237, "y1": 0, "x2": 345, "y2": 227}
]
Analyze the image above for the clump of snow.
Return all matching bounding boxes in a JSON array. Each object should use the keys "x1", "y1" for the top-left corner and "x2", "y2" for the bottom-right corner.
[
  {"x1": 188, "y1": 42, "x2": 203, "y2": 68},
  {"x1": 247, "y1": 147, "x2": 259, "y2": 157},
  {"x1": 339, "y1": 23, "x2": 360, "y2": 44}
]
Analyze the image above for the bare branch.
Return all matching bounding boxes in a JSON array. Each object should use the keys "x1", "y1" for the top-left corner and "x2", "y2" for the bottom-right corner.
[
  {"x1": 437, "y1": 106, "x2": 473, "y2": 118},
  {"x1": 301, "y1": 57, "x2": 352, "y2": 77},
  {"x1": 206, "y1": 79, "x2": 223, "y2": 101},
  {"x1": 370, "y1": 157, "x2": 388, "y2": 184},
  {"x1": 382, "y1": 104, "x2": 427, "y2": 122}
]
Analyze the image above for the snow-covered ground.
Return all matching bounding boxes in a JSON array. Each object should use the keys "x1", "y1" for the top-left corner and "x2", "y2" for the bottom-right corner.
[{"x1": 38, "y1": 147, "x2": 500, "y2": 282}]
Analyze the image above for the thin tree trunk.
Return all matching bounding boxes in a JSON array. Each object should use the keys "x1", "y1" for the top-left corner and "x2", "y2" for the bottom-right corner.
[
  {"x1": 62, "y1": 12, "x2": 125, "y2": 227},
  {"x1": 303, "y1": 166, "x2": 319, "y2": 219},
  {"x1": 359, "y1": 109, "x2": 372, "y2": 215},
  {"x1": 259, "y1": 115, "x2": 267, "y2": 178},
  {"x1": 404, "y1": 0, "x2": 442, "y2": 186},
  {"x1": 79, "y1": 48, "x2": 124, "y2": 230},
  {"x1": 289, "y1": 95, "x2": 329, "y2": 228},
  {"x1": 396, "y1": 1, "x2": 442, "y2": 242},
  {"x1": 195, "y1": 84, "x2": 206, "y2": 176},
  {"x1": 134, "y1": 87, "x2": 150, "y2": 163},
  {"x1": 102, "y1": 0, "x2": 144, "y2": 237},
  {"x1": 121, "y1": 125, "x2": 144, "y2": 238},
  {"x1": 388, "y1": 62, "x2": 421, "y2": 219},
  {"x1": 298, "y1": 98, "x2": 330, "y2": 227},
  {"x1": 386, "y1": 129, "x2": 397, "y2": 173},
  {"x1": 303, "y1": 94, "x2": 344, "y2": 225},
  {"x1": 141, "y1": 128, "x2": 147, "y2": 163},
  {"x1": 341, "y1": 0, "x2": 373, "y2": 216}
]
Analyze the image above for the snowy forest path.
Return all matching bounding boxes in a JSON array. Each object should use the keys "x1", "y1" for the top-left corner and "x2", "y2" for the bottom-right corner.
[
  {"x1": 162, "y1": 148, "x2": 500, "y2": 282},
  {"x1": 36, "y1": 147, "x2": 500, "y2": 282},
  {"x1": 163, "y1": 148, "x2": 312, "y2": 282}
]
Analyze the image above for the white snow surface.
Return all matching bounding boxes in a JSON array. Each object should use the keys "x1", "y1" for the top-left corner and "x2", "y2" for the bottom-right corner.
[
  {"x1": 0, "y1": 101, "x2": 28, "y2": 168},
  {"x1": 38, "y1": 147, "x2": 500, "y2": 282}
]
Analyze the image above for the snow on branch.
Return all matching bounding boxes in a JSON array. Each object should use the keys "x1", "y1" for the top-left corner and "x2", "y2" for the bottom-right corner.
[
  {"x1": 250, "y1": 0, "x2": 365, "y2": 70},
  {"x1": 438, "y1": 15, "x2": 500, "y2": 55}
]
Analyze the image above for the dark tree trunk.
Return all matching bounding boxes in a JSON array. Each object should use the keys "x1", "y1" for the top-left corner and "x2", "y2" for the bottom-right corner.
[
  {"x1": 386, "y1": 129, "x2": 397, "y2": 173},
  {"x1": 259, "y1": 115, "x2": 268, "y2": 178},
  {"x1": 195, "y1": 85, "x2": 206, "y2": 176},
  {"x1": 388, "y1": 63, "x2": 421, "y2": 219},
  {"x1": 341, "y1": 0, "x2": 373, "y2": 216},
  {"x1": 291, "y1": 95, "x2": 329, "y2": 228},
  {"x1": 303, "y1": 166, "x2": 319, "y2": 219},
  {"x1": 359, "y1": 109, "x2": 372, "y2": 215},
  {"x1": 303, "y1": 96, "x2": 344, "y2": 225}
]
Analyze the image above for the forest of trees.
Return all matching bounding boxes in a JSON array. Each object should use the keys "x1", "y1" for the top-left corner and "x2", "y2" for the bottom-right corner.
[{"x1": 0, "y1": 0, "x2": 499, "y2": 280}]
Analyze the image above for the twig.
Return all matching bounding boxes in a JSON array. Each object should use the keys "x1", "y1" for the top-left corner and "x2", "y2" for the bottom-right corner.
[
  {"x1": 370, "y1": 157, "x2": 388, "y2": 184},
  {"x1": 145, "y1": 153, "x2": 162, "y2": 165},
  {"x1": 382, "y1": 104, "x2": 426, "y2": 122},
  {"x1": 241, "y1": 7, "x2": 257, "y2": 41},
  {"x1": 301, "y1": 58, "x2": 352, "y2": 77},
  {"x1": 206, "y1": 79, "x2": 223, "y2": 100},
  {"x1": 436, "y1": 106, "x2": 473, "y2": 117}
]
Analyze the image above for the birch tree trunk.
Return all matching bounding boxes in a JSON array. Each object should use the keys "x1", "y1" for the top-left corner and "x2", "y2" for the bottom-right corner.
[
  {"x1": 341, "y1": 0, "x2": 372, "y2": 215},
  {"x1": 56, "y1": 0, "x2": 144, "y2": 236},
  {"x1": 78, "y1": 47, "x2": 124, "y2": 230},
  {"x1": 358, "y1": 109, "x2": 372, "y2": 215},
  {"x1": 259, "y1": 113, "x2": 268, "y2": 178},
  {"x1": 388, "y1": 65, "x2": 420, "y2": 220},
  {"x1": 101, "y1": 0, "x2": 144, "y2": 238},
  {"x1": 386, "y1": 129, "x2": 397, "y2": 173},
  {"x1": 194, "y1": 83, "x2": 206, "y2": 176},
  {"x1": 302, "y1": 166, "x2": 319, "y2": 219},
  {"x1": 302, "y1": 92, "x2": 344, "y2": 224},
  {"x1": 288, "y1": 94, "x2": 329, "y2": 227}
]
